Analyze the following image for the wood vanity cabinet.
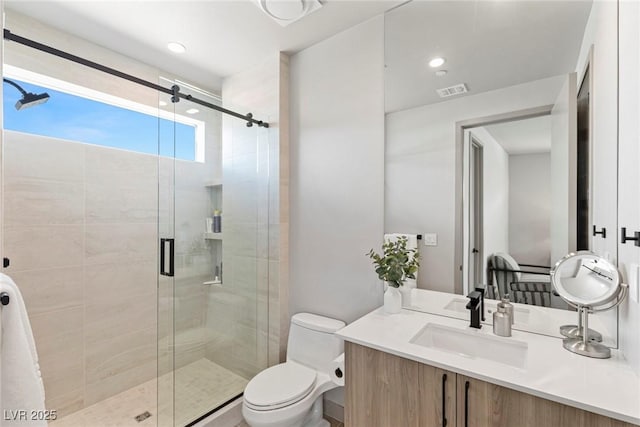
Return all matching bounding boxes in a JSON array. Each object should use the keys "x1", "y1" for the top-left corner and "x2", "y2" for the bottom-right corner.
[
  {"x1": 345, "y1": 342, "x2": 637, "y2": 427},
  {"x1": 344, "y1": 341, "x2": 456, "y2": 426}
]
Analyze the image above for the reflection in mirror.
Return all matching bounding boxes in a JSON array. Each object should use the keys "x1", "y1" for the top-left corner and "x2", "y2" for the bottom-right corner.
[
  {"x1": 384, "y1": 0, "x2": 619, "y2": 340},
  {"x1": 462, "y1": 113, "x2": 569, "y2": 309},
  {"x1": 553, "y1": 253, "x2": 620, "y2": 306}
]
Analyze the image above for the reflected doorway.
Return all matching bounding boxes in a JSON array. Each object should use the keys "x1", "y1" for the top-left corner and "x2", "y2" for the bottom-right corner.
[
  {"x1": 469, "y1": 138, "x2": 484, "y2": 288},
  {"x1": 576, "y1": 65, "x2": 591, "y2": 250}
]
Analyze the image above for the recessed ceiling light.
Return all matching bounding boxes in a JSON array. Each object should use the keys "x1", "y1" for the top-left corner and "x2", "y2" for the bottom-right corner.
[
  {"x1": 429, "y1": 57, "x2": 446, "y2": 68},
  {"x1": 159, "y1": 100, "x2": 167, "y2": 106},
  {"x1": 167, "y1": 42, "x2": 186, "y2": 54},
  {"x1": 186, "y1": 108, "x2": 199, "y2": 114},
  {"x1": 435, "y1": 70, "x2": 448, "y2": 77}
]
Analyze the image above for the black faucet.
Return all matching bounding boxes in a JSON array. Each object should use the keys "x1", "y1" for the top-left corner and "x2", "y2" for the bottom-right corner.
[
  {"x1": 466, "y1": 291, "x2": 482, "y2": 329},
  {"x1": 474, "y1": 286, "x2": 485, "y2": 321}
]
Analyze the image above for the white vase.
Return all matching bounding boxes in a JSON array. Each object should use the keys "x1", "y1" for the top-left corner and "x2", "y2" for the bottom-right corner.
[
  {"x1": 399, "y1": 285, "x2": 413, "y2": 307},
  {"x1": 384, "y1": 286, "x2": 402, "y2": 314}
]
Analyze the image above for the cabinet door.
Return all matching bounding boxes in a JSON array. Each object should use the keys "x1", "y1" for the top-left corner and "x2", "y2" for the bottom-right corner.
[
  {"x1": 456, "y1": 375, "x2": 535, "y2": 427},
  {"x1": 345, "y1": 342, "x2": 455, "y2": 427},
  {"x1": 456, "y1": 375, "x2": 637, "y2": 427},
  {"x1": 420, "y1": 360, "x2": 457, "y2": 427}
]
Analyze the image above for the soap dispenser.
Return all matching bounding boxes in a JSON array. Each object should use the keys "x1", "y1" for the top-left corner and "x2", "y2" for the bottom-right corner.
[
  {"x1": 501, "y1": 296, "x2": 514, "y2": 325},
  {"x1": 493, "y1": 304, "x2": 512, "y2": 337}
]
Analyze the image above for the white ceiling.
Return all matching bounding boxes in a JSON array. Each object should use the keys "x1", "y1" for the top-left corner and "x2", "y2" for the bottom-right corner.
[
  {"x1": 6, "y1": 0, "x2": 404, "y2": 92},
  {"x1": 385, "y1": 1, "x2": 592, "y2": 113},
  {"x1": 482, "y1": 115, "x2": 552, "y2": 155}
]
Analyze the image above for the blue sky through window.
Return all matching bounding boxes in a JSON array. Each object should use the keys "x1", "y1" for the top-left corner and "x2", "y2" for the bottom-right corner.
[{"x1": 3, "y1": 78, "x2": 196, "y2": 160}]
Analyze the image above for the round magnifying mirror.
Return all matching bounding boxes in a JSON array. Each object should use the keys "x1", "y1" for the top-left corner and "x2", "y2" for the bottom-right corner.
[
  {"x1": 551, "y1": 251, "x2": 621, "y2": 307},
  {"x1": 550, "y1": 251, "x2": 627, "y2": 359}
]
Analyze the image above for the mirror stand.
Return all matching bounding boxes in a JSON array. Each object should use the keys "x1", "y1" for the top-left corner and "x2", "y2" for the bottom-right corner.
[
  {"x1": 562, "y1": 306, "x2": 610, "y2": 359},
  {"x1": 551, "y1": 252, "x2": 629, "y2": 359},
  {"x1": 559, "y1": 306, "x2": 603, "y2": 342}
]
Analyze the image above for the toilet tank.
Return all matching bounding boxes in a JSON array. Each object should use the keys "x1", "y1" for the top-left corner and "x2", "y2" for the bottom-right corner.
[{"x1": 286, "y1": 313, "x2": 345, "y2": 374}]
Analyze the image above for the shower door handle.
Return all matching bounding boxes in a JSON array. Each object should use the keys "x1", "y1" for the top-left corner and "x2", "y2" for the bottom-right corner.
[{"x1": 160, "y1": 238, "x2": 175, "y2": 277}]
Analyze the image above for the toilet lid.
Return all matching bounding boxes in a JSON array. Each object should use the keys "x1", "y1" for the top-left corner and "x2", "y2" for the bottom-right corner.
[{"x1": 244, "y1": 362, "x2": 316, "y2": 410}]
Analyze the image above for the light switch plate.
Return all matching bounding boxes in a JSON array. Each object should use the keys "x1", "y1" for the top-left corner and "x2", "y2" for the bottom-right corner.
[
  {"x1": 424, "y1": 233, "x2": 437, "y2": 246},
  {"x1": 630, "y1": 264, "x2": 640, "y2": 304}
]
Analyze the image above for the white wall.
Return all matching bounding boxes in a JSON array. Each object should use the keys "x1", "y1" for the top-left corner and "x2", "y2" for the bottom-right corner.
[
  {"x1": 509, "y1": 153, "x2": 551, "y2": 266},
  {"x1": 386, "y1": 76, "x2": 564, "y2": 292},
  {"x1": 618, "y1": 0, "x2": 640, "y2": 376},
  {"x1": 289, "y1": 16, "x2": 385, "y2": 324},
  {"x1": 289, "y1": 16, "x2": 385, "y2": 412}
]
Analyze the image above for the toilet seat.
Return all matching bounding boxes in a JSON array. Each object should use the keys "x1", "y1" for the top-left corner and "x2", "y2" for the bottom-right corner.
[{"x1": 244, "y1": 362, "x2": 317, "y2": 411}]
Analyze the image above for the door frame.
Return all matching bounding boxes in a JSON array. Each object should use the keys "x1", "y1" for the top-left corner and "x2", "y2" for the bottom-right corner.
[
  {"x1": 577, "y1": 46, "x2": 595, "y2": 251},
  {"x1": 468, "y1": 136, "x2": 484, "y2": 289}
]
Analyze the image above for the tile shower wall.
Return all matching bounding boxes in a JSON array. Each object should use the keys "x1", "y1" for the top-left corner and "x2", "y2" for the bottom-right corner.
[
  {"x1": 204, "y1": 119, "x2": 270, "y2": 380},
  {"x1": 205, "y1": 52, "x2": 288, "y2": 378},
  {"x1": 3, "y1": 130, "x2": 213, "y2": 417}
]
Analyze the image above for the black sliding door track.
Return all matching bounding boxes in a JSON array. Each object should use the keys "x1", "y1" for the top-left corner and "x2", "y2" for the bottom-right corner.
[{"x1": 3, "y1": 29, "x2": 269, "y2": 128}]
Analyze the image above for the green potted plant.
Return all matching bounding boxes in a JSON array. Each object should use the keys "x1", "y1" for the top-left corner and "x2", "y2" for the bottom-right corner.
[{"x1": 367, "y1": 236, "x2": 420, "y2": 313}]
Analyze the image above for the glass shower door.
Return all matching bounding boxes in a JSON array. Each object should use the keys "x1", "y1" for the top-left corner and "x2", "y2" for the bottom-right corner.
[
  {"x1": 157, "y1": 86, "x2": 177, "y2": 427},
  {"x1": 2, "y1": 37, "x2": 165, "y2": 425},
  {"x1": 157, "y1": 81, "x2": 271, "y2": 425}
]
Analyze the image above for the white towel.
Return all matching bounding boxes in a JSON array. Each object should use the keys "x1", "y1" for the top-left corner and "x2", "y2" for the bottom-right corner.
[
  {"x1": 383, "y1": 233, "x2": 419, "y2": 288},
  {"x1": 0, "y1": 273, "x2": 47, "y2": 427}
]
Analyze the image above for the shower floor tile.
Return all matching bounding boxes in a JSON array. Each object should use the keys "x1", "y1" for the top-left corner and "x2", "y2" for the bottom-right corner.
[
  {"x1": 50, "y1": 358, "x2": 248, "y2": 427},
  {"x1": 171, "y1": 358, "x2": 249, "y2": 426}
]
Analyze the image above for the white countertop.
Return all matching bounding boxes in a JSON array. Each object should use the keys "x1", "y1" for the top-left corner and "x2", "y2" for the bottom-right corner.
[
  {"x1": 336, "y1": 307, "x2": 640, "y2": 425},
  {"x1": 407, "y1": 289, "x2": 616, "y2": 346}
]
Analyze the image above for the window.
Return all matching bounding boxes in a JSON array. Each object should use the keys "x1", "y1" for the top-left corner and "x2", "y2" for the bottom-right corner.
[{"x1": 3, "y1": 69, "x2": 203, "y2": 162}]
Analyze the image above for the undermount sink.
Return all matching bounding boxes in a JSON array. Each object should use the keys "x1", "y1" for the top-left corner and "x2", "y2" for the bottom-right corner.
[
  {"x1": 410, "y1": 323, "x2": 528, "y2": 369},
  {"x1": 443, "y1": 298, "x2": 531, "y2": 325}
]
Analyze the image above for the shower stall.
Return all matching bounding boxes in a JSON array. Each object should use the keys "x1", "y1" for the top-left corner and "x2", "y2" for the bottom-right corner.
[{"x1": 1, "y1": 10, "x2": 275, "y2": 427}]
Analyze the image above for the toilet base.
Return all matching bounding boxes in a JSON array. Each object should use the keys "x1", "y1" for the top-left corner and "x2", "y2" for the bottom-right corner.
[
  {"x1": 301, "y1": 396, "x2": 326, "y2": 427},
  {"x1": 243, "y1": 395, "x2": 329, "y2": 427}
]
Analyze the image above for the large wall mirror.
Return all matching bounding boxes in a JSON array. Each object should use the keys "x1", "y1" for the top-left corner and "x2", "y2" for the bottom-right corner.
[{"x1": 384, "y1": 0, "x2": 619, "y2": 342}]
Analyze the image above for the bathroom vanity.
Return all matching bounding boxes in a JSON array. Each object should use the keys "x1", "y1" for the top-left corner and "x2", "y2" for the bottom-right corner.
[{"x1": 336, "y1": 308, "x2": 640, "y2": 427}]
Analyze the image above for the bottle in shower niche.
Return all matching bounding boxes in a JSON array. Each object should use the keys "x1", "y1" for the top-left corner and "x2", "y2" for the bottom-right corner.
[{"x1": 213, "y1": 209, "x2": 222, "y2": 233}]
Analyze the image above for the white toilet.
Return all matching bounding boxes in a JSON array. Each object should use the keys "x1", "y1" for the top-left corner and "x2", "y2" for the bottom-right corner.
[{"x1": 242, "y1": 313, "x2": 345, "y2": 427}]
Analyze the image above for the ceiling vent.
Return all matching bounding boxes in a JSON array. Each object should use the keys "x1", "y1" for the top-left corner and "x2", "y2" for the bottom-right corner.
[
  {"x1": 436, "y1": 83, "x2": 469, "y2": 98},
  {"x1": 255, "y1": 0, "x2": 323, "y2": 27}
]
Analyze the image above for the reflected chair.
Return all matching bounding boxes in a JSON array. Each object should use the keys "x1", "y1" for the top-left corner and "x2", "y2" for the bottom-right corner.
[{"x1": 487, "y1": 253, "x2": 556, "y2": 307}]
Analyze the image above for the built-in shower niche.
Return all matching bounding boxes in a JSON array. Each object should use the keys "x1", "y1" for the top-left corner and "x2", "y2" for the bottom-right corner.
[{"x1": 204, "y1": 180, "x2": 224, "y2": 286}]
